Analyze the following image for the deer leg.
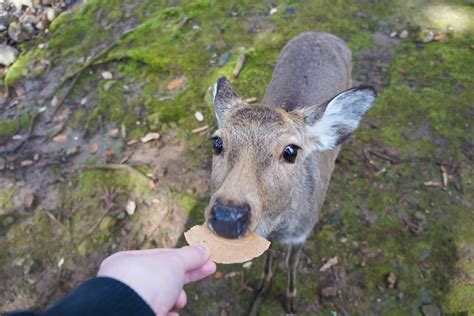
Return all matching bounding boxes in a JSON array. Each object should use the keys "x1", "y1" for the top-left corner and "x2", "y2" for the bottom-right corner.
[
  {"x1": 249, "y1": 247, "x2": 274, "y2": 316},
  {"x1": 286, "y1": 243, "x2": 303, "y2": 315}
]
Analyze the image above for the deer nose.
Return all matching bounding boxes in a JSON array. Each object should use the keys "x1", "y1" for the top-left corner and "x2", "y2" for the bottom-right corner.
[{"x1": 209, "y1": 201, "x2": 250, "y2": 239}]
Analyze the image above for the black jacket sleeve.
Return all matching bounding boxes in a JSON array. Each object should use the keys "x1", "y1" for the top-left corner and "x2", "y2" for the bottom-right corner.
[{"x1": 5, "y1": 277, "x2": 155, "y2": 316}]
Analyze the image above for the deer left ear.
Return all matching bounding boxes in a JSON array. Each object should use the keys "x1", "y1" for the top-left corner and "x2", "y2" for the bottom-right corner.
[
  {"x1": 213, "y1": 77, "x2": 246, "y2": 127},
  {"x1": 301, "y1": 86, "x2": 377, "y2": 151}
]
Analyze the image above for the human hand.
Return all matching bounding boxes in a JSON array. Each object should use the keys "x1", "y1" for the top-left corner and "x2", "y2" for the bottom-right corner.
[{"x1": 97, "y1": 245, "x2": 216, "y2": 316}]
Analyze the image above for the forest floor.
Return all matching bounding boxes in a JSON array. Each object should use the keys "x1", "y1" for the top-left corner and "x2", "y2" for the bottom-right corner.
[{"x1": 0, "y1": 1, "x2": 473, "y2": 315}]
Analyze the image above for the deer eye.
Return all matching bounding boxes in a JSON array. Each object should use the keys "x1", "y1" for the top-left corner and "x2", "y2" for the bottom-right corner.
[
  {"x1": 282, "y1": 145, "x2": 299, "y2": 163},
  {"x1": 213, "y1": 136, "x2": 223, "y2": 155}
]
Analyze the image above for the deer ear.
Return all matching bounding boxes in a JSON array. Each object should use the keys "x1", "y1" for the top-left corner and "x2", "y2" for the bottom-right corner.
[
  {"x1": 301, "y1": 86, "x2": 377, "y2": 151},
  {"x1": 213, "y1": 77, "x2": 246, "y2": 127}
]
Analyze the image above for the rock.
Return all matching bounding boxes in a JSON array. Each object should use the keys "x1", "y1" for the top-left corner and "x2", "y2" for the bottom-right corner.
[
  {"x1": 107, "y1": 128, "x2": 119, "y2": 138},
  {"x1": 51, "y1": 95, "x2": 59, "y2": 107},
  {"x1": 398, "y1": 30, "x2": 408, "y2": 38},
  {"x1": 19, "y1": 13, "x2": 38, "y2": 25},
  {"x1": 385, "y1": 272, "x2": 397, "y2": 288},
  {"x1": 66, "y1": 146, "x2": 79, "y2": 156},
  {"x1": 321, "y1": 286, "x2": 338, "y2": 297},
  {"x1": 44, "y1": 7, "x2": 55, "y2": 21},
  {"x1": 389, "y1": 31, "x2": 397, "y2": 38},
  {"x1": 23, "y1": 23, "x2": 35, "y2": 34},
  {"x1": 194, "y1": 111, "x2": 204, "y2": 122},
  {"x1": 8, "y1": 22, "x2": 22, "y2": 42},
  {"x1": 0, "y1": 44, "x2": 19, "y2": 66},
  {"x1": 140, "y1": 132, "x2": 160, "y2": 143},
  {"x1": 419, "y1": 30, "x2": 434, "y2": 43},
  {"x1": 126, "y1": 200, "x2": 136, "y2": 215},
  {"x1": 101, "y1": 71, "x2": 113, "y2": 80},
  {"x1": 269, "y1": 7, "x2": 278, "y2": 15}
]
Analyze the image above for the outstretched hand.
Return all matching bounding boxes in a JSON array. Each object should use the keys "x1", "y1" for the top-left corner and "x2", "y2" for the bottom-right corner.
[{"x1": 98, "y1": 245, "x2": 216, "y2": 316}]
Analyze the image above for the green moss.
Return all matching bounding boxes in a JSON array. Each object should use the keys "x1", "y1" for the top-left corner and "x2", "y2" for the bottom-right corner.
[
  {"x1": 0, "y1": 186, "x2": 17, "y2": 215},
  {"x1": 0, "y1": 115, "x2": 30, "y2": 138},
  {"x1": 4, "y1": 54, "x2": 29, "y2": 86}
]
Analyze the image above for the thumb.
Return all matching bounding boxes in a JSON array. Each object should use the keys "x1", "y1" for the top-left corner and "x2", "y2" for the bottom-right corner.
[{"x1": 175, "y1": 244, "x2": 210, "y2": 271}]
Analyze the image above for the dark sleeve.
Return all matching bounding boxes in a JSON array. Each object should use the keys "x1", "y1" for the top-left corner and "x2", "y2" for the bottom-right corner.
[{"x1": 5, "y1": 277, "x2": 155, "y2": 316}]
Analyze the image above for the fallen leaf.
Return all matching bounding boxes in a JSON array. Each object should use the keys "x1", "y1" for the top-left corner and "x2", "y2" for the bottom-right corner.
[
  {"x1": 166, "y1": 76, "x2": 187, "y2": 90},
  {"x1": 126, "y1": 139, "x2": 139, "y2": 146},
  {"x1": 319, "y1": 256, "x2": 338, "y2": 272},
  {"x1": 232, "y1": 54, "x2": 246, "y2": 78},
  {"x1": 21, "y1": 160, "x2": 35, "y2": 166},
  {"x1": 385, "y1": 272, "x2": 397, "y2": 289},
  {"x1": 423, "y1": 180, "x2": 442, "y2": 187},
  {"x1": 126, "y1": 200, "x2": 136, "y2": 215},
  {"x1": 101, "y1": 71, "x2": 113, "y2": 80},
  {"x1": 440, "y1": 165, "x2": 448, "y2": 187},
  {"x1": 191, "y1": 125, "x2": 209, "y2": 134},
  {"x1": 52, "y1": 134, "x2": 67, "y2": 143},
  {"x1": 433, "y1": 32, "x2": 448, "y2": 41},
  {"x1": 90, "y1": 143, "x2": 99, "y2": 154},
  {"x1": 51, "y1": 95, "x2": 59, "y2": 107},
  {"x1": 244, "y1": 97, "x2": 258, "y2": 103},
  {"x1": 141, "y1": 132, "x2": 160, "y2": 143},
  {"x1": 24, "y1": 192, "x2": 36, "y2": 209}
]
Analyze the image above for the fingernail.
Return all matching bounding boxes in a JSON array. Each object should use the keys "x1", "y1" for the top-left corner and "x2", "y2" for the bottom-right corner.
[{"x1": 195, "y1": 243, "x2": 209, "y2": 255}]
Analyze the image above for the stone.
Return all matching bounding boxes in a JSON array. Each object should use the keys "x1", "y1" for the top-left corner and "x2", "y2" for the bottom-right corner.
[
  {"x1": 321, "y1": 286, "x2": 338, "y2": 297},
  {"x1": 8, "y1": 22, "x2": 22, "y2": 42},
  {"x1": 44, "y1": 8, "x2": 55, "y2": 21},
  {"x1": 0, "y1": 44, "x2": 19, "y2": 66}
]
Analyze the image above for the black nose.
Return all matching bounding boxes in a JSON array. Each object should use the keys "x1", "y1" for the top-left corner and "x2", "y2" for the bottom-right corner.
[{"x1": 209, "y1": 201, "x2": 250, "y2": 239}]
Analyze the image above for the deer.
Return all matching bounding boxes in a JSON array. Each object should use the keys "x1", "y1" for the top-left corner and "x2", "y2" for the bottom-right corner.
[{"x1": 206, "y1": 32, "x2": 377, "y2": 314}]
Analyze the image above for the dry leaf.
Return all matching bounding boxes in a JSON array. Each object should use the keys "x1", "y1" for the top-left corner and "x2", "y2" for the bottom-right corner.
[
  {"x1": 126, "y1": 139, "x2": 139, "y2": 146},
  {"x1": 424, "y1": 180, "x2": 442, "y2": 187},
  {"x1": 52, "y1": 134, "x2": 67, "y2": 143},
  {"x1": 141, "y1": 133, "x2": 160, "y2": 143},
  {"x1": 90, "y1": 143, "x2": 99, "y2": 154},
  {"x1": 244, "y1": 97, "x2": 258, "y2": 103},
  {"x1": 51, "y1": 96, "x2": 59, "y2": 107},
  {"x1": 166, "y1": 76, "x2": 187, "y2": 90},
  {"x1": 440, "y1": 165, "x2": 448, "y2": 187},
  {"x1": 319, "y1": 256, "x2": 338, "y2": 272},
  {"x1": 21, "y1": 160, "x2": 35, "y2": 166},
  {"x1": 191, "y1": 125, "x2": 209, "y2": 134}
]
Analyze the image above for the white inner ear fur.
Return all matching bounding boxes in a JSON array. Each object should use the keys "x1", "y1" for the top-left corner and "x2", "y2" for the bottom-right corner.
[{"x1": 306, "y1": 88, "x2": 376, "y2": 151}]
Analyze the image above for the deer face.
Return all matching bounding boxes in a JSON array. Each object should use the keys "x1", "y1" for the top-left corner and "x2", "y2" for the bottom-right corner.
[{"x1": 206, "y1": 77, "x2": 376, "y2": 239}]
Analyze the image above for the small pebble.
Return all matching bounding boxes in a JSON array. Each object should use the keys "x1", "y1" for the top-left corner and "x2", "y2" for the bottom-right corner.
[
  {"x1": 194, "y1": 111, "x2": 204, "y2": 122},
  {"x1": 101, "y1": 71, "x2": 113, "y2": 80}
]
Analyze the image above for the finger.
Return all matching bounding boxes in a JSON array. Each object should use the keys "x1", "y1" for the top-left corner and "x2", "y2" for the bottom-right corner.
[
  {"x1": 175, "y1": 244, "x2": 210, "y2": 271},
  {"x1": 173, "y1": 289, "x2": 187, "y2": 310},
  {"x1": 184, "y1": 261, "x2": 217, "y2": 284}
]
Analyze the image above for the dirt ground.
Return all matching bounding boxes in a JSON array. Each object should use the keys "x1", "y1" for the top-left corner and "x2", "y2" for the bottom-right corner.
[{"x1": 1, "y1": 0, "x2": 473, "y2": 315}]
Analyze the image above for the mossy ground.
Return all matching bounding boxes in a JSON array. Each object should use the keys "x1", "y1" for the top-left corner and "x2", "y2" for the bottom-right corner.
[{"x1": 1, "y1": 0, "x2": 473, "y2": 314}]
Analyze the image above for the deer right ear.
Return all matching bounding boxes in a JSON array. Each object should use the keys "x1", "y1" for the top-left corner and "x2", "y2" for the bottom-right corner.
[{"x1": 213, "y1": 77, "x2": 245, "y2": 127}]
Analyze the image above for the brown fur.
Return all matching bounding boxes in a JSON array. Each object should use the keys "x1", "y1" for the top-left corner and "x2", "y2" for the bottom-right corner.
[{"x1": 208, "y1": 32, "x2": 376, "y2": 313}]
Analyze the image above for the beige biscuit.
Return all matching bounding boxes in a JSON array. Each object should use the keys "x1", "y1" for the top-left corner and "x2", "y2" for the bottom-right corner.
[{"x1": 184, "y1": 224, "x2": 271, "y2": 264}]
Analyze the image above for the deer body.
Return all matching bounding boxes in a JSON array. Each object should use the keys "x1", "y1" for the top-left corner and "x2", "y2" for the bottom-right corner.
[{"x1": 208, "y1": 32, "x2": 376, "y2": 314}]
